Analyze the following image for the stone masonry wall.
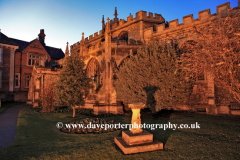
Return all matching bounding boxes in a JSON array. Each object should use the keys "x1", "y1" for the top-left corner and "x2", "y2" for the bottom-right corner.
[{"x1": 112, "y1": 22, "x2": 141, "y2": 41}]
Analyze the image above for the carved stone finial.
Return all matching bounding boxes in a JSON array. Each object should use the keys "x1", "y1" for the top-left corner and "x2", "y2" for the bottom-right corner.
[
  {"x1": 102, "y1": 15, "x2": 105, "y2": 33},
  {"x1": 114, "y1": 7, "x2": 118, "y2": 17},
  {"x1": 114, "y1": 7, "x2": 118, "y2": 23},
  {"x1": 102, "y1": 15, "x2": 105, "y2": 23},
  {"x1": 65, "y1": 42, "x2": 69, "y2": 57},
  {"x1": 105, "y1": 17, "x2": 111, "y2": 35},
  {"x1": 81, "y1": 32, "x2": 85, "y2": 44}
]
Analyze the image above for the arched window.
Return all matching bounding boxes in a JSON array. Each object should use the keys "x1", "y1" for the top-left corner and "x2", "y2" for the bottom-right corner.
[
  {"x1": 86, "y1": 58, "x2": 100, "y2": 93},
  {"x1": 118, "y1": 31, "x2": 128, "y2": 41}
]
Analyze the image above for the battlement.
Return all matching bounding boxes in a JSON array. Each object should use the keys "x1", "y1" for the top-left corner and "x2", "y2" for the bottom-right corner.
[
  {"x1": 84, "y1": 30, "x2": 104, "y2": 43},
  {"x1": 80, "y1": 10, "x2": 165, "y2": 44},
  {"x1": 71, "y1": 2, "x2": 239, "y2": 51},
  {"x1": 108, "y1": 10, "x2": 165, "y2": 31},
  {"x1": 144, "y1": 2, "x2": 239, "y2": 39},
  {"x1": 135, "y1": 10, "x2": 164, "y2": 21}
]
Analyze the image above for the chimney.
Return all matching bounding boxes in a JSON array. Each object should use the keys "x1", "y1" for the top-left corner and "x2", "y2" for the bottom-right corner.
[{"x1": 38, "y1": 29, "x2": 46, "y2": 45}]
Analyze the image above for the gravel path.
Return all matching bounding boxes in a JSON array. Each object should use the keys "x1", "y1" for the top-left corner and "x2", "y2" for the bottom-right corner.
[{"x1": 0, "y1": 103, "x2": 30, "y2": 150}]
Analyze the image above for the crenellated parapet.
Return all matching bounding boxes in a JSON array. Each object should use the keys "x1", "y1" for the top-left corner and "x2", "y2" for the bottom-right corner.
[
  {"x1": 85, "y1": 11, "x2": 165, "y2": 42},
  {"x1": 70, "y1": 9, "x2": 167, "y2": 54},
  {"x1": 110, "y1": 10, "x2": 165, "y2": 31},
  {"x1": 71, "y1": 2, "x2": 240, "y2": 58},
  {"x1": 144, "y1": 2, "x2": 239, "y2": 40}
]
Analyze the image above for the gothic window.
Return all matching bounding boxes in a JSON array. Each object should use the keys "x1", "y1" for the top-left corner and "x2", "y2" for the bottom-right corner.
[
  {"x1": 86, "y1": 58, "x2": 100, "y2": 93},
  {"x1": 118, "y1": 31, "x2": 128, "y2": 41},
  {"x1": 152, "y1": 25, "x2": 156, "y2": 32},
  {"x1": 28, "y1": 53, "x2": 43, "y2": 66}
]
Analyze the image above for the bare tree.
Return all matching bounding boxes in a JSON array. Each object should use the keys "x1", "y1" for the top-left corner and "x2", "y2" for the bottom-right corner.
[{"x1": 181, "y1": 13, "x2": 240, "y2": 103}]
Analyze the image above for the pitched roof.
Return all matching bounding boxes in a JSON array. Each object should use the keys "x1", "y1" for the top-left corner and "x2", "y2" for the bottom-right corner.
[
  {"x1": 9, "y1": 37, "x2": 65, "y2": 60},
  {"x1": 8, "y1": 38, "x2": 29, "y2": 51},
  {"x1": 0, "y1": 32, "x2": 19, "y2": 46},
  {"x1": 44, "y1": 45, "x2": 65, "y2": 59}
]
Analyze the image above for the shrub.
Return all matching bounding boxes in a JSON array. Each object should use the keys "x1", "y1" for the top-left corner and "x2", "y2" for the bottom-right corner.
[{"x1": 40, "y1": 84, "x2": 55, "y2": 113}]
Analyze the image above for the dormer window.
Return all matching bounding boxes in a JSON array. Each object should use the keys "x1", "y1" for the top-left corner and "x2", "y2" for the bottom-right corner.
[{"x1": 28, "y1": 53, "x2": 43, "y2": 66}]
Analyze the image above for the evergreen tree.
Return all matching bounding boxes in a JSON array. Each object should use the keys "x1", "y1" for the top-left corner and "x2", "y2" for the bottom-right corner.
[
  {"x1": 54, "y1": 53, "x2": 92, "y2": 117},
  {"x1": 113, "y1": 39, "x2": 192, "y2": 112}
]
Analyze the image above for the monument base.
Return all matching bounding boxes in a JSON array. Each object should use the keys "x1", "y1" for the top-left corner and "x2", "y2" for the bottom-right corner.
[{"x1": 114, "y1": 130, "x2": 163, "y2": 154}]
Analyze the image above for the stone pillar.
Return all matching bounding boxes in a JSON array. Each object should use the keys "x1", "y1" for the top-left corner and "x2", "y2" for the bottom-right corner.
[
  {"x1": 80, "y1": 32, "x2": 85, "y2": 56},
  {"x1": 207, "y1": 72, "x2": 215, "y2": 105},
  {"x1": 129, "y1": 102, "x2": 145, "y2": 134},
  {"x1": 104, "y1": 17, "x2": 112, "y2": 105},
  {"x1": 33, "y1": 75, "x2": 41, "y2": 108},
  {"x1": 9, "y1": 48, "x2": 15, "y2": 92}
]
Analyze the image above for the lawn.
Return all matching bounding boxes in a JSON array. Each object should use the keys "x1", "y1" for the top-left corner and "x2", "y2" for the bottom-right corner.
[{"x1": 0, "y1": 109, "x2": 240, "y2": 160}]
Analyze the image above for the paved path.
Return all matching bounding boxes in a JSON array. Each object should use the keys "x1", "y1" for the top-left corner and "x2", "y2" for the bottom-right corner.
[{"x1": 0, "y1": 103, "x2": 30, "y2": 150}]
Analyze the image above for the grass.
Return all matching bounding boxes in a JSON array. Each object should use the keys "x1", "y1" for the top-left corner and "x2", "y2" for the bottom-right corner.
[
  {"x1": 0, "y1": 109, "x2": 240, "y2": 159},
  {"x1": 0, "y1": 102, "x2": 23, "y2": 113}
]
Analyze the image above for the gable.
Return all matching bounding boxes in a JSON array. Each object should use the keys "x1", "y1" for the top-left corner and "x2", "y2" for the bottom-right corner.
[
  {"x1": 22, "y1": 39, "x2": 46, "y2": 53},
  {"x1": 10, "y1": 37, "x2": 65, "y2": 60}
]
